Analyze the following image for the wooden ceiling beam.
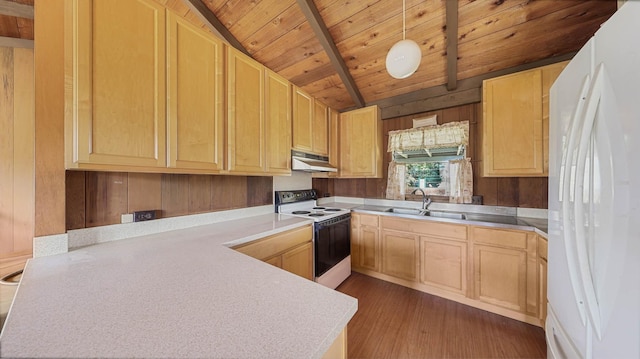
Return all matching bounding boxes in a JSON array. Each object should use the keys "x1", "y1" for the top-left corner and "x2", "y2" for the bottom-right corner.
[
  {"x1": 183, "y1": 0, "x2": 251, "y2": 57},
  {"x1": 0, "y1": 0, "x2": 33, "y2": 19},
  {"x1": 445, "y1": 0, "x2": 458, "y2": 91},
  {"x1": 296, "y1": 0, "x2": 365, "y2": 108},
  {"x1": 371, "y1": 52, "x2": 576, "y2": 119}
]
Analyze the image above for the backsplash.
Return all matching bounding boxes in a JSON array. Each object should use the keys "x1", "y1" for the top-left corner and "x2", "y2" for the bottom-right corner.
[{"x1": 65, "y1": 171, "x2": 273, "y2": 230}]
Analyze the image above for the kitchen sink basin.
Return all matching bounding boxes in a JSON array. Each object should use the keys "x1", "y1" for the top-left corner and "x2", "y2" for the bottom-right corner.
[
  {"x1": 385, "y1": 207, "x2": 467, "y2": 219},
  {"x1": 385, "y1": 207, "x2": 426, "y2": 215},
  {"x1": 384, "y1": 208, "x2": 466, "y2": 220},
  {"x1": 424, "y1": 211, "x2": 466, "y2": 220}
]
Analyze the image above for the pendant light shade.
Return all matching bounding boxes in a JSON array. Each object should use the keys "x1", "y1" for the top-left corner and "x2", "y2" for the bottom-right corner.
[
  {"x1": 386, "y1": 39, "x2": 421, "y2": 79},
  {"x1": 386, "y1": 0, "x2": 421, "y2": 79}
]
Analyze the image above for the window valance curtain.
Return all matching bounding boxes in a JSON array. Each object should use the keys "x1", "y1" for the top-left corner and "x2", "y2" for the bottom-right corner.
[{"x1": 387, "y1": 121, "x2": 469, "y2": 153}]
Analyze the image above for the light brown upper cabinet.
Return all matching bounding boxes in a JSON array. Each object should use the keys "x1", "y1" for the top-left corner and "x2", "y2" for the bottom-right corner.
[
  {"x1": 265, "y1": 70, "x2": 292, "y2": 175},
  {"x1": 65, "y1": 0, "x2": 167, "y2": 170},
  {"x1": 482, "y1": 61, "x2": 568, "y2": 177},
  {"x1": 328, "y1": 108, "x2": 340, "y2": 177},
  {"x1": 167, "y1": 12, "x2": 224, "y2": 173},
  {"x1": 292, "y1": 87, "x2": 329, "y2": 156},
  {"x1": 293, "y1": 87, "x2": 313, "y2": 153},
  {"x1": 313, "y1": 100, "x2": 329, "y2": 156},
  {"x1": 227, "y1": 47, "x2": 265, "y2": 174},
  {"x1": 339, "y1": 105, "x2": 383, "y2": 178},
  {"x1": 311, "y1": 107, "x2": 340, "y2": 179}
]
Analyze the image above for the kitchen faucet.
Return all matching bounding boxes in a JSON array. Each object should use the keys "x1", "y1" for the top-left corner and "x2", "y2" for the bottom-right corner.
[{"x1": 411, "y1": 188, "x2": 432, "y2": 211}]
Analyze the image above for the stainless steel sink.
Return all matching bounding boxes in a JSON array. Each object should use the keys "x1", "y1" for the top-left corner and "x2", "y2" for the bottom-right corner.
[
  {"x1": 424, "y1": 210, "x2": 466, "y2": 220},
  {"x1": 385, "y1": 207, "x2": 426, "y2": 215},
  {"x1": 383, "y1": 207, "x2": 466, "y2": 220}
]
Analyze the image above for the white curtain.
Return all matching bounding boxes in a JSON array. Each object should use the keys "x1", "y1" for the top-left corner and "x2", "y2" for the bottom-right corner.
[
  {"x1": 449, "y1": 158, "x2": 473, "y2": 204},
  {"x1": 385, "y1": 162, "x2": 406, "y2": 200},
  {"x1": 388, "y1": 121, "x2": 469, "y2": 153}
]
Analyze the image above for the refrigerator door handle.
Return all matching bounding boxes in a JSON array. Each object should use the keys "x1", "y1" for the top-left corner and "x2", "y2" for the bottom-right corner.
[
  {"x1": 573, "y1": 63, "x2": 605, "y2": 340},
  {"x1": 560, "y1": 73, "x2": 591, "y2": 326}
]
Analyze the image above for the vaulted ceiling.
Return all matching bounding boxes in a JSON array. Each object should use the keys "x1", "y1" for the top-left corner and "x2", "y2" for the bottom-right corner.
[{"x1": 0, "y1": 0, "x2": 617, "y2": 118}]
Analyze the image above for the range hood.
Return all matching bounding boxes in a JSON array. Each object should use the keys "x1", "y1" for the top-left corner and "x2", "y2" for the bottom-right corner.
[{"x1": 291, "y1": 150, "x2": 337, "y2": 172}]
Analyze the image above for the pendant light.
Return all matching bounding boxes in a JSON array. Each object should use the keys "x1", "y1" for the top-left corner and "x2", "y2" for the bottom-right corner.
[{"x1": 385, "y1": 0, "x2": 421, "y2": 79}]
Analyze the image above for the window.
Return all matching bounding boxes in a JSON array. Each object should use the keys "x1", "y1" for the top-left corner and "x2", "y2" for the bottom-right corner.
[
  {"x1": 406, "y1": 162, "x2": 448, "y2": 196},
  {"x1": 386, "y1": 121, "x2": 473, "y2": 203},
  {"x1": 392, "y1": 146, "x2": 465, "y2": 196}
]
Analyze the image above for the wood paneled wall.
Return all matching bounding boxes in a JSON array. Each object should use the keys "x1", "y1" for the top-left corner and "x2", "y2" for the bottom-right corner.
[
  {"x1": 313, "y1": 103, "x2": 548, "y2": 209},
  {"x1": 66, "y1": 172, "x2": 273, "y2": 230},
  {"x1": 0, "y1": 46, "x2": 34, "y2": 265}
]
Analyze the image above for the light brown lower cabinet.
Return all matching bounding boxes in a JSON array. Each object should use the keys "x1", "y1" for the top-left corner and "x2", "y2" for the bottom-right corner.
[
  {"x1": 232, "y1": 225, "x2": 313, "y2": 280},
  {"x1": 420, "y1": 236, "x2": 467, "y2": 296},
  {"x1": 322, "y1": 327, "x2": 347, "y2": 359},
  {"x1": 473, "y1": 244, "x2": 527, "y2": 312},
  {"x1": 351, "y1": 213, "x2": 545, "y2": 327},
  {"x1": 281, "y1": 242, "x2": 313, "y2": 280},
  {"x1": 381, "y1": 230, "x2": 418, "y2": 282},
  {"x1": 351, "y1": 213, "x2": 381, "y2": 272},
  {"x1": 538, "y1": 236, "x2": 548, "y2": 327}
]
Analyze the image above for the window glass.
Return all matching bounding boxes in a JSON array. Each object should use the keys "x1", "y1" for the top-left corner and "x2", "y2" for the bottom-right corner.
[{"x1": 406, "y1": 161, "x2": 449, "y2": 196}]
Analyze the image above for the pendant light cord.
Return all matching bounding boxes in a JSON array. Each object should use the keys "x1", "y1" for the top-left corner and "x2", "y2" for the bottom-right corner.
[{"x1": 402, "y1": 0, "x2": 406, "y2": 40}]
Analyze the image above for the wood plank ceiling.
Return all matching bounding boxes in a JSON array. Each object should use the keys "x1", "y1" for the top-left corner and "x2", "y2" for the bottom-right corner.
[
  {"x1": 193, "y1": 0, "x2": 616, "y2": 115},
  {"x1": 0, "y1": 0, "x2": 617, "y2": 117}
]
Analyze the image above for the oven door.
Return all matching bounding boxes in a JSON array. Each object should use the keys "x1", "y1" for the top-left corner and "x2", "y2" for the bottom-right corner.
[{"x1": 314, "y1": 216, "x2": 350, "y2": 278}]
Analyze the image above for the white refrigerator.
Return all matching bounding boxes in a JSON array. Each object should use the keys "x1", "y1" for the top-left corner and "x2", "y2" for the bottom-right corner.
[{"x1": 547, "y1": 2, "x2": 640, "y2": 358}]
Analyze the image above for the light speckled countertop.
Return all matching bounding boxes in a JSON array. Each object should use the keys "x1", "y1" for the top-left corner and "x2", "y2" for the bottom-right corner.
[{"x1": 0, "y1": 214, "x2": 357, "y2": 359}]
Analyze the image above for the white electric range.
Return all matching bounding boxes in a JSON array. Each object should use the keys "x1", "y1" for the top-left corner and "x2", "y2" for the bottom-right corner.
[{"x1": 275, "y1": 190, "x2": 351, "y2": 289}]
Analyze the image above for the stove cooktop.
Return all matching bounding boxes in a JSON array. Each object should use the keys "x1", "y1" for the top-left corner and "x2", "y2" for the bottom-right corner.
[{"x1": 275, "y1": 189, "x2": 350, "y2": 222}]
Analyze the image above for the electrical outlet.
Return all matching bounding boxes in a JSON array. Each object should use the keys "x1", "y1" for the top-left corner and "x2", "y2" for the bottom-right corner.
[
  {"x1": 121, "y1": 214, "x2": 134, "y2": 223},
  {"x1": 133, "y1": 210, "x2": 160, "y2": 222}
]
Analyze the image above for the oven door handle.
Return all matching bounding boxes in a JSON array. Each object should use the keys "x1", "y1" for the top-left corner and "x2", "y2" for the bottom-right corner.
[{"x1": 315, "y1": 216, "x2": 351, "y2": 230}]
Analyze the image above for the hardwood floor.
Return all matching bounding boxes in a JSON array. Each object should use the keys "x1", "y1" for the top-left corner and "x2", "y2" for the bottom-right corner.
[{"x1": 336, "y1": 272, "x2": 546, "y2": 359}]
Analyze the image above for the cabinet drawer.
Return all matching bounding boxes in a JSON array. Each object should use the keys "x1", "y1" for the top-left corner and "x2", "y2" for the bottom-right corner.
[
  {"x1": 538, "y1": 236, "x2": 548, "y2": 260},
  {"x1": 358, "y1": 213, "x2": 380, "y2": 227},
  {"x1": 472, "y1": 227, "x2": 527, "y2": 249},
  {"x1": 233, "y1": 225, "x2": 312, "y2": 260},
  {"x1": 382, "y1": 217, "x2": 467, "y2": 241}
]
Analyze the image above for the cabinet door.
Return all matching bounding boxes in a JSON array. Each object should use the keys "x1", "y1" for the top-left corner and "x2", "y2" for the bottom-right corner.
[
  {"x1": 538, "y1": 235, "x2": 548, "y2": 324},
  {"x1": 265, "y1": 70, "x2": 292, "y2": 174},
  {"x1": 339, "y1": 105, "x2": 382, "y2": 178},
  {"x1": 328, "y1": 108, "x2": 340, "y2": 177},
  {"x1": 292, "y1": 87, "x2": 313, "y2": 153},
  {"x1": 541, "y1": 61, "x2": 568, "y2": 175},
  {"x1": 282, "y1": 242, "x2": 314, "y2": 280},
  {"x1": 67, "y1": 0, "x2": 166, "y2": 169},
  {"x1": 264, "y1": 255, "x2": 282, "y2": 268},
  {"x1": 227, "y1": 48, "x2": 265, "y2": 173},
  {"x1": 420, "y1": 236, "x2": 467, "y2": 296},
  {"x1": 473, "y1": 244, "x2": 527, "y2": 312},
  {"x1": 167, "y1": 12, "x2": 224, "y2": 172},
  {"x1": 359, "y1": 225, "x2": 380, "y2": 272},
  {"x1": 539, "y1": 257, "x2": 547, "y2": 324},
  {"x1": 312, "y1": 100, "x2": 329, "y2": 156},
  {"x1": 483, "y1": 69, "x2": 543, "y2": 176},
  {"x1": 381, "y1": 230, "x2": 418, "y2": 281}
]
